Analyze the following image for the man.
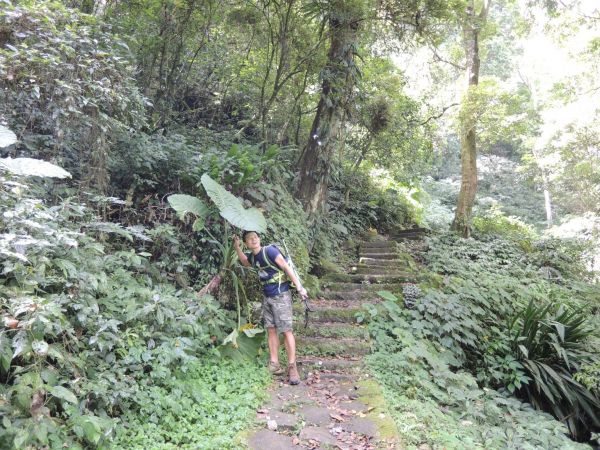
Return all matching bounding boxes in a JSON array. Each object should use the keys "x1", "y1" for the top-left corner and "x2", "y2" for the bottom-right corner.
[{"x1": 233, "y1": 230, "x2": 307, "y2": 385}]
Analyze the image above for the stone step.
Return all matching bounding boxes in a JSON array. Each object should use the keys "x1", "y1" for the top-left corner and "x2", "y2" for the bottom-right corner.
[
  {"x1": 359, "y1": 241, "x2": 398, "y2": 249},
  {"x1": 319, "y1": 291, "x2": 383, "y2": 301},
  {"x1": 297, "y1": 336, "x2": 371, "y2": 357},
  {"x1": 294, "y1": 302, "x2": 365, "y2": 324},
  {"x1": 359, "y1": 246, "x2": 399, "y2": 254},
  {"x1": 350, "y1": 267, "x2": 408, "y2": 275},
  {"x1": 297, "y1": 356, "x2": 363, "y2": 373},
  {"x1": 390, "y1": 227, "x2": 428, "y2": 235},
  {"x1": 323, "y1": 273, "x2": 419, "y2": 284},
  {"x1": 357, "y1": 258, "x2": 405, "y2": 267},
  {"x1": 296, "y1": 322, "x2": 369, "y2": 339},
  {"x1": 322, "y1": 282, "x2": 403, "y2": 292},
  {"x1": 359, "y1": 252, "x2": 400, "y2": 260},
  {"x1": 389, "y1": 230, "x2": 427, "y2": 241}
]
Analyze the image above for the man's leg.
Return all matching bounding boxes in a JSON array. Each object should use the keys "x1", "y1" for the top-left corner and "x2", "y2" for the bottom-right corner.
[
  {"x1": 263, "y1": 297, "x2": 283, "y2": 375},
  {"x1": 282, "y1": 330, "x2": 296, "y2": 364},
  {"x1": 283, "y1": 330, "x2": 300, "y2": 385},
  {"x1": 267, "y1": 327, "x2": 280, "y2": 363},
  {"x1": 273, "y1": 291, "x2": 300, "y2": 385}
]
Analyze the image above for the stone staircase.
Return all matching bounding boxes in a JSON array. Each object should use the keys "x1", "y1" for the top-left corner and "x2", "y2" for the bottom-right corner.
[
  {"x1": 295, "y1": 233, "x2": 421, "y2": 370},
  {"x1": 245, "y1": 230, "x2": 425, "y2": 449}
]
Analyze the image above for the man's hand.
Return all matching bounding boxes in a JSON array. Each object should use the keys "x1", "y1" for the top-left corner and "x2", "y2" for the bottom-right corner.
[
  {"x1": 233, "y1": 235, "x2": 250, "y2": 267},
  {"x1": 298, "y1": 286, "x2": 308, "y2": 299}
]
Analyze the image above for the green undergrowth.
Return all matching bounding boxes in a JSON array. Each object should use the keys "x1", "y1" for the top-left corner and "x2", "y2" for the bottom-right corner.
[
  {"x1": 111, "y1": 358, "x2": 269, "y2": 449},
  {"x1": 366, "y1": 303, "x2": 590, "y2": 450},
  {"x1": 365, "y1": 231, "x2": 600, "y2": 449}
]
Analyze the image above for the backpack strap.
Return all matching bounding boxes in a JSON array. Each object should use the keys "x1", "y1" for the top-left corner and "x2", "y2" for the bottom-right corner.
[
  {"x1": 261, "y1": 245, "x2": 281, "y2": 271},
  {"x1": 260, "y1": 245, "x2": 289, "y2": 293}
]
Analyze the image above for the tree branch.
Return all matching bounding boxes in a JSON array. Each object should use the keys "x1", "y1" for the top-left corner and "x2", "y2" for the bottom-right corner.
[{"x1": 417, "y1": 103, "x2": 460, "y2": 126}]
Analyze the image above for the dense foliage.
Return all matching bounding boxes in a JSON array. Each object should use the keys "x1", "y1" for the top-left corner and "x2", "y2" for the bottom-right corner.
[
  {"x1": 366, "y1": 231, "x2": 600, "y2": 446},
  {"x1": 1, "y1": 0, "x2": 600, "y2": 448}
]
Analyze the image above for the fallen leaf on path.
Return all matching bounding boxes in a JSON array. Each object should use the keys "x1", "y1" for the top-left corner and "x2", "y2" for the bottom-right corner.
[{"x1": 330, "y1": 412, "x2": 345, "y2": 422}]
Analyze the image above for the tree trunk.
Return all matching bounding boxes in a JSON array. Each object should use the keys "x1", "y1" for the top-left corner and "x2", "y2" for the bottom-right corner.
[
  {"x1": 451, "y1": 0, "x2": 490, "y2": 237},
  {"x1": 296, "y1": 10, "x2": 360, "y2": 216},
  {"x1": 543, "y1": 178, "x2": 553, "y2": 227}
]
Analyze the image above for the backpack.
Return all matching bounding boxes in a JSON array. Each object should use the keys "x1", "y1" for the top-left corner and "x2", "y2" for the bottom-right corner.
[{"x1": 248, "y1": 244, "x2": 290, "y2": 291}]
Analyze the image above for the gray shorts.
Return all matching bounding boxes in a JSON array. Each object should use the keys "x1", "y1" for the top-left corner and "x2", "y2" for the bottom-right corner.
[{"x1": 262, "y1": 290, "x2": 293, "y2": 332}]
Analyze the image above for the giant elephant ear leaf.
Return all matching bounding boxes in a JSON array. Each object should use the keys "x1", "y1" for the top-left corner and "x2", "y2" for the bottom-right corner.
[
  {"x1": 0, "y1": 125, "x2": 17, "y2": 148},
  {"x1": 167, "y1": 194, "x2": 209, "y2": 222},
  {"x1": 0, "y1": 157, "x2": 72, "y2": 178},
  {"x1": 200, "y1": 174, "x2": 267, "y2": 233}
]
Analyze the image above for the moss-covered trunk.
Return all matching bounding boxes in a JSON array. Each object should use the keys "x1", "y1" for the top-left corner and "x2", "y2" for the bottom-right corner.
[
  {"x1": 451, "y1": 0, "x2": 491, "y2": 237},
  {"x1": 296, "y1": 7, "x2": 360, "y2": 216}
]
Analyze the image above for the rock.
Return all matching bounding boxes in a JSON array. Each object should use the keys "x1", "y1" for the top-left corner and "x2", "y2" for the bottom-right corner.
[
  {"x1": 344, "y1": 417, "x2": 378, "y2": 438},
  {"x1": 247, "y1": 429, "x2": 296, "y2": 450},
  {"x1": 266, "y1": 411, "x2": 299, "y2": 430},
  {"x1": 297, "y1": 405, "x2": 333, "y2": 426},
  {"x1": 299, "y1": 426, "x2": 337, "y2": 446},
  {"x1": 267, "y1": 420, "x2": 278, "y2": 431},
  {"x1": 339, "y1": 400, "x2": 367, "y2": 413}
]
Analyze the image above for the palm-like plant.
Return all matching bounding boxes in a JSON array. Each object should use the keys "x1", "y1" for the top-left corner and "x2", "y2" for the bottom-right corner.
[{"x1": 508, "y1": 301, "x2": 600, "y2": 441}]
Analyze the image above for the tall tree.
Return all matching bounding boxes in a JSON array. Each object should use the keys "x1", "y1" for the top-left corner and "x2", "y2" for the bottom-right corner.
[
  {"x1": 451, "y1": 0, "x2": 491, "y2": 237},
  {"x1": 296, "y1": 0, "x2": 366, "y2": 216}
]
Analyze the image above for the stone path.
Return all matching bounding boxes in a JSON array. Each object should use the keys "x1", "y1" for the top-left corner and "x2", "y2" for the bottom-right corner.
[{"x1": 245, "y1": 230, "x2": 425, "y2": 449}]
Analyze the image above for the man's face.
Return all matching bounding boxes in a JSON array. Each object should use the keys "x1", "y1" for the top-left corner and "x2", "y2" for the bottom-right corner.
[{"x1": 244, "y1": 232, "x2": 261, "y2": 250}]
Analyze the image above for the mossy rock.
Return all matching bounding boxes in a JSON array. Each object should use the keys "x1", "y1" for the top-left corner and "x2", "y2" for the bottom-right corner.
[
  {"x1": 297, "y1": 337, "x2": 370, "y2": 357},
  {"x1": 294, "y1": 304, "x2": 365, "y2": 323},
  {"x1": 356, "y1": 379, "x2": 401, "y2": 442},
  {"x1": 317, "y1": 258, "x2": 345, "y2": 275},
  {"x1": 296, "y1": 323, "x2": 369, "y2": 340},
  {"x1": 322, "y1": 273, "x2": 420, "y2": 284}
]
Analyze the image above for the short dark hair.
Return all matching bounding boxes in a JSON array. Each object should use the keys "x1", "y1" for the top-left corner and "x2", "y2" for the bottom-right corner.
[{"x1": 242, "y1": 230, "x2": 259, "y2": 241}]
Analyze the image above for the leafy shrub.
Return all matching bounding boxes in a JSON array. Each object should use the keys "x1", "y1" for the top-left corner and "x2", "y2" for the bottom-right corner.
[
  {"x1": 415, "y1": 232, "x2": 600, "y2": 442},
  {"x1": 0, "y1": 174, "x2": 231, "y2": 449},
  {"x1": 507, "y1": 301, "x2": 600, "y2": 441},
  {"x1": 365, "y1": 299, "x2": 589, "y2": 449},
  {"x1": 111, "y1": 358, "x2": 269, "y2": 449},
  {"x1": 473, "y1": 205, "x2": 537, "y2": 243},
  {"x1": 0, "y1": 2, "x2": 146, "y2": 187}
]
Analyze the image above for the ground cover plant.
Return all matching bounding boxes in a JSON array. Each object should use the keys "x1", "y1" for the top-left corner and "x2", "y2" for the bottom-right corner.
[
  {"x1": 0, "y1": 168, "x2": 270, "y2": 448},
  {"x1": 365, "y1": 229, "x2": 600, "y2": 448}
]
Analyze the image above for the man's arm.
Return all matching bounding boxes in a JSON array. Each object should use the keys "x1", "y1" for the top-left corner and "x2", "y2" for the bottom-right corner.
[
  {"x1": 233, "y1": 235, "x2": 251, "y2": 267},
  {"x1": 274, "y1": 254, "x2": 308, "y2": 298}
]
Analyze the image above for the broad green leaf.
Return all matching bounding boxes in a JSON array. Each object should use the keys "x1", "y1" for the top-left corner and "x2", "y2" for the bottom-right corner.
[
  {"x1": 81, "y1": 416, "x2": 102, "y2": 445},
  {"x1": 377, "y1": 290, "x2": 398, "y2": 302},
  {"x1": 167, "y1": 194, "x2": 209, "y2": 220},
  {"x1": 192, "y1": 217, "x2": 205, "y2": 232},
  {"x1": 219, "y1": 330, "x2": 264, "y2": 361},
  {"x1": 0, "y1": 125, "x2": 17, "y2": 148},
  {"x1": 222, "y1": 329, "x2": 239, "y2": 348},
  {"x1": 242, "y1": 327, "x2": 264, "y2": 338},
  {"x1": 201, "y1": 174, "x2": 267, "y2": 233},
  {"x1": 49, "y1": 385, "x2": 78, "y2": 404},
  {"x1": 13, "y1": 428, "x2": 30, "y2": 449},
  {"x1": 0, "y1": 157, "x2": 71, "y2": 178}
]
